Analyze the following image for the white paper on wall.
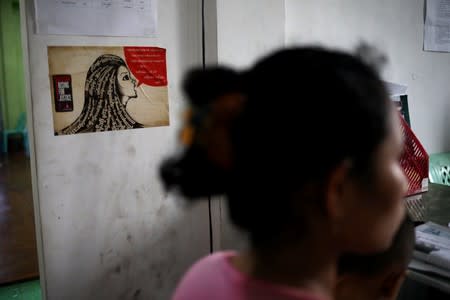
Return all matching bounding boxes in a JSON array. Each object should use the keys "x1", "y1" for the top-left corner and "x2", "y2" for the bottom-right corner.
[
  {"x1": 34, "y1": 0, "x2": 157, "y2": 37},
  {"x1": 424, "y1": 0, "x2": 450, "y2": 52}
]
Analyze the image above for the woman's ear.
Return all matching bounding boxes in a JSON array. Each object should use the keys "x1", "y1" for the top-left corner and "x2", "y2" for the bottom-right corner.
[{"x1": 325, "y1": 160, "x2": 352, "y2": 220}]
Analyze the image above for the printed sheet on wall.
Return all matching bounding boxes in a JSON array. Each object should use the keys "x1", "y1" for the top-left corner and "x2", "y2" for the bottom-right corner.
[
  {"x1": 48, "y1": 46, "x2": 169, "y2": 135},
  {"x1": 35, "y1": 0, "x2": 157, "y2": 37},
  {"x1": 424, "y1": 0, "x2": 450, "y2": 52}
]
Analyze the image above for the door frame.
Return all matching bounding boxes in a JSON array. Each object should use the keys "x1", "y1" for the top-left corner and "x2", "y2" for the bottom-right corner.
[{"x1": 19, "y1": 0, "x2": 47, "y2": 298}]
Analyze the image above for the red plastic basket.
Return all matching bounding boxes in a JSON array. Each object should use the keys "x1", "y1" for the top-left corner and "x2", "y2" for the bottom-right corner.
[{"x1": 399, "y1": 114, "x2": 429, "y2": 196}]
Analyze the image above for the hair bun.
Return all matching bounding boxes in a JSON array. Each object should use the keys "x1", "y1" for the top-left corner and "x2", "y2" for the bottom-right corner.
[
  {"x1": 159, "y1": 145, "x2": 229, "y2": 199},
  {"x1": 183, "y1": 67, "x2": 241, "y2": 107},
  {"x1": 159, "y1": 67, "x2": 243, "y2": 200}
]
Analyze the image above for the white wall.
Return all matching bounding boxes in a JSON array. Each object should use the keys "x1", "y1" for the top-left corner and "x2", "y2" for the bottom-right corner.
[
  {"x1": 216, "y1": 0, "x2": 285, "y2": 68},
  {"x1": 23, "y1": 1, "x2": 210, "y2": 299},
  {"x1": 285, "y1": 0, "x2": 450, "y2": 154},
  {"x1": 212, "y1": 0, "x2": 286, "y2": 250}
]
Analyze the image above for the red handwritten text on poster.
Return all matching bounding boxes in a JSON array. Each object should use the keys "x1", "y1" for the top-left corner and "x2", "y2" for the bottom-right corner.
[{"x1": 124, "y1": 47, "x2": 168, "y2": 87}]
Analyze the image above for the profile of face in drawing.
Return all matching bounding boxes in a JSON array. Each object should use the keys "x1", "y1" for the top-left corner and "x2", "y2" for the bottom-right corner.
[
  {"x1": 117, "y1": 65, "x2": 137, "y2": 103},
  {"x1": 59, "y1": 54, "x2": 143, "y2": 135}
]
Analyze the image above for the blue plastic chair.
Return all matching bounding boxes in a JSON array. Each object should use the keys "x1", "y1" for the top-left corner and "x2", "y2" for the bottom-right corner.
[{"x1": 2, "y1": 112, "x2": 29, "y2": 156}]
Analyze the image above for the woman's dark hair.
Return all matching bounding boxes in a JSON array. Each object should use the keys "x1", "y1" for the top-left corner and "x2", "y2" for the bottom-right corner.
[{"x1": 160, "y1": 47, "x2": 390, "y2": 246}]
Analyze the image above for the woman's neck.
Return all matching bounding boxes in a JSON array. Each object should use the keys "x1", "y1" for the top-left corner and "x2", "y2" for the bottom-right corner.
[{"x1": 231, "y1": 233, "x2": 337, "y2": 300}]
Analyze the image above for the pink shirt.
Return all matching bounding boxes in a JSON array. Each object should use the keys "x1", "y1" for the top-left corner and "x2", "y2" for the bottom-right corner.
[{"x1": 172, "y1": 251, "x2": 329, "y2": 300}]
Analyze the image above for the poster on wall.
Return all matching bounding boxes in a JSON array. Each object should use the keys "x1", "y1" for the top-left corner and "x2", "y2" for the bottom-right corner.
[
  {"x1": 424, "y1": 0, "x2": 450, "y2": 52},
  {"x1": 48, "y1": 46, "x2": 169, "y2": 135},
  {"x1": 35, "y1": 0, "x2": 157, "y2": 37}
]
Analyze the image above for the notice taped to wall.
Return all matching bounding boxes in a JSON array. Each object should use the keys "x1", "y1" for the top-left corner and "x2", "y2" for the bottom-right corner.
[
  {"x1": 35, "y1": 0, "x2": 157, "y2": 37},
  {"x1": 424, "y1": 0, "x2": 450, "y2": 52}
]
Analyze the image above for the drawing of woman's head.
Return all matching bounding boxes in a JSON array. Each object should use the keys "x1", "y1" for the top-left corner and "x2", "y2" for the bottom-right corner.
[
  {"x1": 86, "y1": 54, "x2": 137, "y2": 104},
  {"x1": 60, "y1": 54, "x2": 142, "y2": 135}
]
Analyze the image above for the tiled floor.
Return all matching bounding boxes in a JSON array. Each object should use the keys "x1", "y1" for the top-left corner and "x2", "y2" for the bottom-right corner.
[{"x1": 0, "y1": 280, "x2": 41, "y2": 300}]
